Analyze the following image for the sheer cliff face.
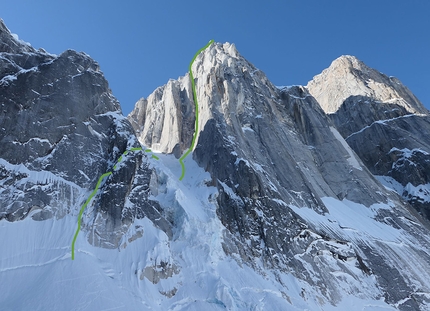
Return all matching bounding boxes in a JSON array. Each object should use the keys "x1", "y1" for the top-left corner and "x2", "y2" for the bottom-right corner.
[
  {"x1": 128, "y1": 75, "x2": 195, "y2": 157},
  {"x1": 308, "y1": 55, "x2": 430, "y2": 221},
  {"x1": 129, "y1": 43, "x2": 430, "y2": 309},
  {"x1": 0, "y1": 20, "x2": 168, "y2": 248}
]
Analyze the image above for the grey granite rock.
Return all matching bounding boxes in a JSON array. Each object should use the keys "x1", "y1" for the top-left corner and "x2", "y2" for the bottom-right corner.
[
  {"x1": 308, "y1": 55, "x2": 430, "y2": 222},
  {"x1": 0, "y1": 19, "x2": 170, "y2": 248}
]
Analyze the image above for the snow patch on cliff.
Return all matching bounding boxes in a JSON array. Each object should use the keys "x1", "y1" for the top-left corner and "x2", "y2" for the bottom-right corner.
[{"x1": 330, "y1": 127, "x2": 362, "y2": 170}]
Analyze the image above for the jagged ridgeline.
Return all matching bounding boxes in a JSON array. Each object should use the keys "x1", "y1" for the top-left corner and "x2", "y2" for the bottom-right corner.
[{"x1": 2, "y1": 19, "x2": 430, "y2": 310}]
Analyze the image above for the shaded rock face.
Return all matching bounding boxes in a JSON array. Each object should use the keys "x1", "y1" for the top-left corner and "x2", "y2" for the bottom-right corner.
[
  {"x1": 129, "y1": 43, "x2": 430, "y2": 308},
  {"x1": 328, "y1": 95, "x2": 410, "y2": 138},
  {"x1": 0, "y1": 20, "x2": 169, "y2": 248},
  {"x1": 308, "y1": 55, "x2": 430, "y2": 221}
]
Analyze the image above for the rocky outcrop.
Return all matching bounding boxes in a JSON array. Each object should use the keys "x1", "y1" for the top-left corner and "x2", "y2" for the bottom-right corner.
[
  {"x1": 308, "y1": 55, "x2": 430, "y2": 221},
  {"x1": 0, "y1": 19, "x2": 169, "y2": 248},
  {"x1": 128, "y1": 76, "x2": 195, "y2": 157}
]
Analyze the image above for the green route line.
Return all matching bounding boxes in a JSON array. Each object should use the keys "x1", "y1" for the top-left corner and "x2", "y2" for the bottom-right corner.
[
  {"x1": 71, "y1": 40, "x2": 213, "y2": 259},
  {"x1": 145, "y1": 148, "x2": 159, "y2": 160},
  {"x1": 179, "y1": 39, "x2": 214, "y2": 181},
  {"x1": 71, "y1": 171, "x2": 112, "y2": 260},
  {"x1": 71, "y1": 146, "x2": 158, "y2": 260}
]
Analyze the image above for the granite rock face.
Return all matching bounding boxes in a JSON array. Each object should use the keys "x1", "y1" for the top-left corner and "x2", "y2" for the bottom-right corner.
[
  {"x1": 128, "y1": 76, "x2": 195, "y2": 158},
  {"x1": 308, "y1": 55, "x2": 430, "y2": 221},
  {"x1": 129, "y1": 43, "x2": 430, "y2": 309},
  {"x1": 0, "y1": 19, "x2": 169, "y2": 248}
]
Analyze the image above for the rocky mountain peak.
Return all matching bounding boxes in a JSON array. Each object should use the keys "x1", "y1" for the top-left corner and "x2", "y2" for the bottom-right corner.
[
  {"x1": 198, "y1": 41, "x2": 240, "y2": 67},
  {"x1": 329, "y1": 54, "x2": 368, "y2": 73},
  {"x1": 307, "y1": 54, "x2": 427, "y2": 115},
  {"x1": 332, "y1": 54, "x2": 365, "y2": 66},
  {"x1": 128, "y1": 41, "x2": 273, "y2": 157}
]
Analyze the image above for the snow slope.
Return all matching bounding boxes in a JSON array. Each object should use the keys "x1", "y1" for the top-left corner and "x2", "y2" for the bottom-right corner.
[{"x1": 0, "y1": 153, "x2": 410, "y2": 310}]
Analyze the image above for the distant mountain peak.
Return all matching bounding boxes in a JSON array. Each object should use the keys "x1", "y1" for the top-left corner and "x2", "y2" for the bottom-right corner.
[
  {"x1": 307, "y1": 54, "x2": 427, "y2": 114},
  {"x1": 332, "y1": 54, "x2": 364, "y2": 65}
]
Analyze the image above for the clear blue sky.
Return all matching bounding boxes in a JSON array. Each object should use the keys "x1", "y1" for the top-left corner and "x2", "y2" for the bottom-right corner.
[{"x1": 3, "y1": 0, "x2": 430, "y2": 114}]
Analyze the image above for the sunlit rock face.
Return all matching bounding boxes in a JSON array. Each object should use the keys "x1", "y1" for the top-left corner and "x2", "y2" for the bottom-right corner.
[
  {"x1": 128, "y1": 75, "x2": 195, "y2": 158},
  {"x1": 307, "y1": 55, "x2": 426, "y2": 115}
]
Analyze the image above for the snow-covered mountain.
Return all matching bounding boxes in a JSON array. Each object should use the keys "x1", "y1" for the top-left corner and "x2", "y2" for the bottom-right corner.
[{"x1": 2, "y1": 19, "x2": 430, "y2": 310}]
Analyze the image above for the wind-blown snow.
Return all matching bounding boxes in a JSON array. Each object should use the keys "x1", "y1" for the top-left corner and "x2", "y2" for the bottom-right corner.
[{"x1": 11, "y1": 33, "x2": 32, "y2": 47}]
